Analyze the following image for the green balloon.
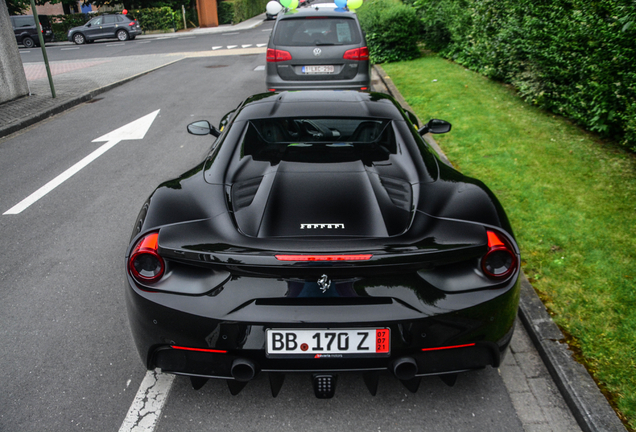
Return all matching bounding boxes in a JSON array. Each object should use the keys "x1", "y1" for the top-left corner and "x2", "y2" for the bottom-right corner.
[
  {"x1": 348, "y1": 0, "x2": 363, "y2": 9},
  {"x1": 280, "y1": 0, "x2": 291, "y2": 7},
  {"x1": 289, "y1": 0, "x2": 298, "y2": 9}
]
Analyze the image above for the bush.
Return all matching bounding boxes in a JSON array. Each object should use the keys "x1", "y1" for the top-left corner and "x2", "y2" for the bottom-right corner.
[
  {"x1": 218, "y1": 0, "x2": 235, "y2": 24},
  {"x1": 231, "y1": 0, "x2": 268, "y2": 23},
  {"x1": 129, "y1": 7, "x2": 175, "y2": 31},
  {"x1": 413, "y1": 0, "x2": 636, "y2": 151},
  {"x1": 357, "y1": 0, "x2": 422, "y2": 63}
]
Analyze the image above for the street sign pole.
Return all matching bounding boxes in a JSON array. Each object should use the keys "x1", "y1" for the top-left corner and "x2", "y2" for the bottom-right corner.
[{"x1": 29, "y1": 0, "x2": 55, "y2": 98}]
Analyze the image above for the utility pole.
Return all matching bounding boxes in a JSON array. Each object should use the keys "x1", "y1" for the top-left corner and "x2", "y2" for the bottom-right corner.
[{"x1": 30, "y1": 0, "x2": 55, "y2": 98}]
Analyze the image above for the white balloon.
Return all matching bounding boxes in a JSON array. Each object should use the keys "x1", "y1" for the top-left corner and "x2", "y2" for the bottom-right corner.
[{"x1": 266, "y1": 1, "x2": 283, "y2": 15}]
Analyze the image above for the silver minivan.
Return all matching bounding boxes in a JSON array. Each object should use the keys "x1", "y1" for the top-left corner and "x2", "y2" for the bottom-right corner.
[{"x1": 266, "y1": 5, "x2": 370, "y2": 91}]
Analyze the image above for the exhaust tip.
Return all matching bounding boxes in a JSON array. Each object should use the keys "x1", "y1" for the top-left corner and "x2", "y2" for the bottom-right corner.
[
  {"x1": 231, "y1": 358, "x2": 257, "y2": 382},
  {"x1": 393, "y1": 357, "x2": 418, "y2": 381}
]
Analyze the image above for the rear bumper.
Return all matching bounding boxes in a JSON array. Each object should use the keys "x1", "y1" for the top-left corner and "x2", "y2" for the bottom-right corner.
[
  {"x1": 125, "y1": 272, "x2": 520, "y2": 380},
  {"x1": 265, "y1": 71, "x2": 371, "y2": 91}
]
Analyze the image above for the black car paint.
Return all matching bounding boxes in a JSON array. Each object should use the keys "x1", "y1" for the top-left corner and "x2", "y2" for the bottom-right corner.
[{"x1": 125, "y1": 91, "x2": 520, "y2": 396}]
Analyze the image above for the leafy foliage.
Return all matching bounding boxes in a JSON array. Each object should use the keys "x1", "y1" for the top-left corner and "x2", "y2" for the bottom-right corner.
[
  {"x1": 413, "y1": 0, "x2": 636, "y2": 151},
  {"x1": 230, "y1": 0, "x2": 268, "y2": 23},
  {"x1": 356, "y1": 0, "x2": 422, "y2": 63},
  {"x1": 218, "y1": 0, "x2": 234, "y2": 24},
  {"x1": 129, "y1": 6, "x2": 175, "y2": 30},
  {"x1": 6, "y1": 0, "x2": 77, "y2": 15}
]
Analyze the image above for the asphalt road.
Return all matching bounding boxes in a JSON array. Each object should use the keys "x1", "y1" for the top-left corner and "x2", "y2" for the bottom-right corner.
[
  {"x1": 17, "y1": 20, "x2": 275, "y2": 63},
  {"x1": 0, "y1": 26, "x2": 577, "y2": 431}
]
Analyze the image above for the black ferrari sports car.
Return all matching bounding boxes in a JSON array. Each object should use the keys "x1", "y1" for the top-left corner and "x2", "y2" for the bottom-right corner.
[{"x1": 125, "y1": 91, "x2": 520, "y2": 398}]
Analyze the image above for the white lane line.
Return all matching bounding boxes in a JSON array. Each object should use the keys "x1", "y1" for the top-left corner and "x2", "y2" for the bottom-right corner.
[
  {"x1": 254, "y1": 65, "x2": 265, "y2": 71},
  {"x1": 3, "y1": 139, "x2": 122, "y2": 215},
  {"x1": 136, "y1": 41, "x2": 151, "y2": 44},
  {"x1": 227, "y1": 45, "x2": 238, "y2": 49},
  {"x1": 241, "y1": 44, "x2": 252, "y2": 48},
  {"x1": 4, "y1": 110, "x2": 160, "y2": 215},
  {"x1": 256, "y1": 43, "x2": 267, "y2": 47},
  {"x1": 262, "y1": 29, "x2": 271, "y2": 31},
  {"x1": 178, "y1": 36, "x2": 196, "y2": 40},
  {"x1": 119, "y1": 370, "x2": 175, "y2": 432},
  {"x1": 20, "y1": 51, "x2": 31, "y2": 53},
  {"x1": 106, "y1": 43, "x2": 123, "y2": 47},
  {"x1": 212, "y1": 46, "x2": 222, "y2": 50},
  {"x1": 61, "y1": 47, "x2": 80, "y2": 50},
  {"x1": 222, "y1": 32, "x2": 239, "y2": 36}
]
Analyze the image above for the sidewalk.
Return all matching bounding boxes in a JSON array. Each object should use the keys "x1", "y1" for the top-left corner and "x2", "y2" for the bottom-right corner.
[{"x1": 0, "y1": 14, "x2": 267, "y2": 139}]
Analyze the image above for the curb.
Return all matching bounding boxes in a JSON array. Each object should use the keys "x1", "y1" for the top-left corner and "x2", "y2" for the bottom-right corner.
[{"x1": 372, "y1": 63, "x2": 626, "y2": 432}]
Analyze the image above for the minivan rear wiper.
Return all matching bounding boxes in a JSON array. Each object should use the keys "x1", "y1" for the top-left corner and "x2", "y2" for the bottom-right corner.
[{"x1": 315, "y1": 42, "x2": 342, "y2": 46}]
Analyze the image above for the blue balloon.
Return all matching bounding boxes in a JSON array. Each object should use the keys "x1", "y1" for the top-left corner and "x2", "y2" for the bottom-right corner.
[{"x1": 334, "y1": 0, "x2": 347, "y2": 8}]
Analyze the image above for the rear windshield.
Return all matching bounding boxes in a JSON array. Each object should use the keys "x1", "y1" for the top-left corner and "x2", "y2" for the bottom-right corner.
[
  {"x1": 241, "y1": 118, "x2": 395, "y2": 164},
  {"x1": 273, "y1": 17, "x2": 361, "y2": 46}
]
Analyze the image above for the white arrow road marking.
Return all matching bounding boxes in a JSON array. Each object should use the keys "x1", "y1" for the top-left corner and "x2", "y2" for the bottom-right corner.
[
  {"x1": 4, "y1": 109, "x2": 160, "y2": 215},
  {"x1": 257, "y1": 43, "x2": 267, "y2": 47},
  {"x1": 119, "y1": 370, "x2": 174, "y2": 432},
  {"x1": 212, "y1": 46, "x2": 222, "y2": 50},
  {"x1": 241, "y1": 44, "x2": 252, "y2": 48},
  {"x1": 227, "y1": 45, "x2": 237, "y2": 49}
]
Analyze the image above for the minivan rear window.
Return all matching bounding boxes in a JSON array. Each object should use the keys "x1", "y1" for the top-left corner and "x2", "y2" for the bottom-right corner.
[{"x1": 273, "y1": 17, "x2": 361, "y2": 46}]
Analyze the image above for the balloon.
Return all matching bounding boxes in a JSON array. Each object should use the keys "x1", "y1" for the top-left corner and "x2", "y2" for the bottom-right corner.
[
  {"x1": 280, "y1": 0, "x2": 291, "y2": 7},
  {"x1": 122, "y1": 8, "x2": 128, "y2": 14},
  {"x1": 266, "y1": 1, "x2": 283, "y2": 15},
  {"x1": 334, "y1": 0, "x2": 347, "y2": 8},
  {"x1": 289, "y1": 0, "x2": 298, "y2": 9},
  {"x1": 347, "y1": 0, "x2": 363, "y2": 9}
]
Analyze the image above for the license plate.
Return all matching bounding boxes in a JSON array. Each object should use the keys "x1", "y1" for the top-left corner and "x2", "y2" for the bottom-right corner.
[
  {"x1": 302, "y1": 65, "x2": 335, "y2": 74},
  {"x1": 266, "y1": 328, "x2": 390, "y2": 357}
]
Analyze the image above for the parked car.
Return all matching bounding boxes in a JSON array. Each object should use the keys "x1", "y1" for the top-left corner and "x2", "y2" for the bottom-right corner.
[
  {"x1": 125, "y1": 90, "x2": 520, "y2": 399},
  {"x1": 11, "y1": 14, "x2": 54, "y2": 48},
  {"x1": 67, "y1": 14, "x2": 141, "y2": 45},
  {"x1": 266, "y1": 4, "x2": 370, "y2": 91}
]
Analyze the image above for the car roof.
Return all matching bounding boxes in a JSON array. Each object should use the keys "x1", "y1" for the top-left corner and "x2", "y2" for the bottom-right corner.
[
  {"x1": 281, "y1": 5, "x2": 357, "y2": 19},
  {"x1": 235, "y1": 91, "x2": 405, "y2": 121}
]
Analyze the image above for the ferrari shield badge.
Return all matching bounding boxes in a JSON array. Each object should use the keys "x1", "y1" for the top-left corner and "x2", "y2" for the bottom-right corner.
[{"x1": 318, "y1": 274, "x2": 331, "y2": 293}]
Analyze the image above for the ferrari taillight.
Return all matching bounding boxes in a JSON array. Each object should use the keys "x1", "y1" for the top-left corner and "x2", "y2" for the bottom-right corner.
[
  {"x1": 481, "y1": 230, "x2": 516, "y2": 279},
  {"x1": 267, "y1": 48, "x2": 292, "y2": 62},
  {"x1": 129, "y1": 232, "x2": 165, "y2": 284}
]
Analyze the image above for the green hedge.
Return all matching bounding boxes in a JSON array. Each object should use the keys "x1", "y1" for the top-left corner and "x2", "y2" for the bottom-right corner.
[
  {"x1": 218, "y1": 0, "x2": 234, "y2": 24},
  {"x1": 129, "y1": 7, "x2": 175, "y2": 31},
  {"x1": 414, "y1": 0, "x2": 636, "y2": 151},
  {"x1": 356, "y1": 0, "x2": 422, "y2": 64},
  {"x1": 230, "y1": 0, "x2": 268, "y2": 23}
]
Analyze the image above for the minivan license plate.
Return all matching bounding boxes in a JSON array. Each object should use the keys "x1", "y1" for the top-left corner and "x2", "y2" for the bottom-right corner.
[
  {"x1": 302, "y1": 65, "x2": 335, "y2": 74},
  {"x1": 266, "y1": 328, "x2": 390, "y2": 357}
]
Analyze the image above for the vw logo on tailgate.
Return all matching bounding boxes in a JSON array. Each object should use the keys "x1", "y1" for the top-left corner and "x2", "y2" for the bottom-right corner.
[{"x1": 313, "y1": 48, "x2": 322, "y2": 57}]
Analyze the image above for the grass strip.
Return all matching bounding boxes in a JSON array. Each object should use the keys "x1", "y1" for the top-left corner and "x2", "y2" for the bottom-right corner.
[{"x1": 382, "y1": 55, "x2": 636, "y2": 430}]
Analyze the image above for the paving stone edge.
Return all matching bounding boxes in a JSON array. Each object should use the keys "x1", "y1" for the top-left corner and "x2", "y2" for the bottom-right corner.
[{"x1": 373, "y1": 63, "x2": 626, "y2": 432}]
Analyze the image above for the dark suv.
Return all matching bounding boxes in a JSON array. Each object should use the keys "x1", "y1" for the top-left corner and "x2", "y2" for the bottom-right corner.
[
  {"x1": 11, "y1": 15, "x2": 54, "y2": 48},
  {"x1": 67, "y1": 14, "x2": 141, "y2": 45},
  {"x1": 266, "y1": 4, "x2": 370, "y2": 91}
]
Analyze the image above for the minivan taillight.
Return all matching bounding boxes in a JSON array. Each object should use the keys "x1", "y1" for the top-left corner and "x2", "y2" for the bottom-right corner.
[
  {"x1": 267, "y1": 48, "x2": 292, "y2": 62},
  {"x1": 343, "y1": 47, "x2": 369, "y2": 61}
]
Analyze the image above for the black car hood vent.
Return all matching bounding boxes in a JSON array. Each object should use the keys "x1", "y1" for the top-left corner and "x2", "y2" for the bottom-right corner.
[{"x1": 231, "y1": 161, "x2": 413, "y2": 238}]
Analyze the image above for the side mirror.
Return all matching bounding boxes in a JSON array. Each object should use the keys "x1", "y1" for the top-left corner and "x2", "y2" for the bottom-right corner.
[
  {"x1": 187, "y1": 120, "x2": 221, "y2": 137},
  {"x1": 86, "y1": 23, "x2": 92, "y2": 27},
  {"x1": 418, "y1": 119, "x2": 451, "y2": 135}
]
